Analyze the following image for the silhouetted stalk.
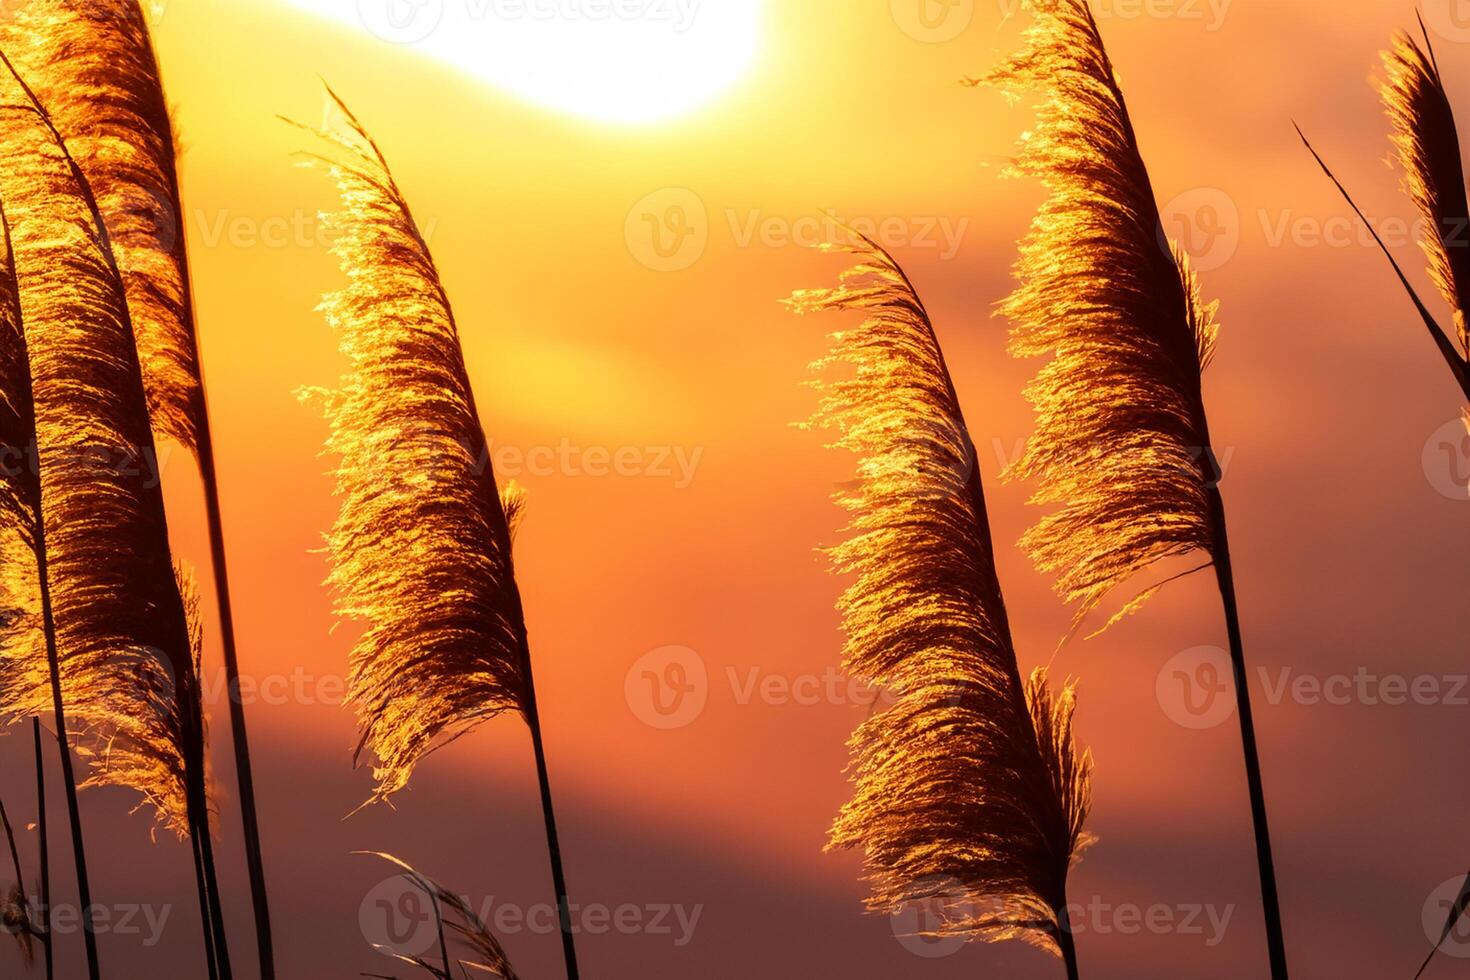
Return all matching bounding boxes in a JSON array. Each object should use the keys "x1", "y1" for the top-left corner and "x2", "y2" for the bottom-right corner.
[
  {"x1": 33, "y1": 483, "x2": 99, "y2": 980},
  {"x1": 185, "y1": 720, "x2": 230, "y2": 980},
  {"x1": 189, "y1": 825, "x2": 218, "y2": 980},
  {"x1": 1204, "y1": 458, "x2": 1287, "y2": 980},
  {"x1": 519, "y1": 649, "x2": 579, "y2": 980},
  {"x1": 1055, "y1": 907, "x2": 1080, "y2": 980},
  {"x1": 170, "y1": 106, "x2": 275, "y2": 979},
  {"x1": 32, "y1": 719, "x2": 51, "y2": 980},
  {"x1": 194, "y1": 394, "x2": 273, "y2": 980}
]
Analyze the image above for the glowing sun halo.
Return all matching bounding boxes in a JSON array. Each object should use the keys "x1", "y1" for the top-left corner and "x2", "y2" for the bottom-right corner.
[{"x1": 285, "y1": 0, "x2": 763, "y2": 124}]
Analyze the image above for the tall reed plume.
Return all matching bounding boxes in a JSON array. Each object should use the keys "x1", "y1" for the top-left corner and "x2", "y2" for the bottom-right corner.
[
  {"x1": 298, "y1": 89, "x2": 578, "y2": 979},
  {"x1": 788, "y1": 234, "x2": 1093, "y2": 975},
  {"x1": 1298, "y1": 20, "x2": 1470, "y2": 404},
  {"x1": 0, "y1": 191, "x2": 100, "y2": 980},
  {"x1": 359, "y1": 853, "x2": 519, "y2": 980},
  {"x1": 979, "y1": 2, "x2": 1287, "y2": 975},
  {"x1": 0, "y1": 55, "x2": 232, "y2": 978},
  {"x1": 0, "y1": 2, "x2": 278, "y2": 971}
]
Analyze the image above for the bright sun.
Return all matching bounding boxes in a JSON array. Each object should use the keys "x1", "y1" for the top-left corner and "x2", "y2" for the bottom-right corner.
[{"x1": 286, "y1": 0, "x2": 763, "y2": 124}]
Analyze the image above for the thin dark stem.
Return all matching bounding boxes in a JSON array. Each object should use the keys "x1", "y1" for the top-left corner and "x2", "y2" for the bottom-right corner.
[
  {"x1": 33, "y1": 720, "x2": 51, "y2": 980},
  {"x1": 1205, "y1": 480, "x2": 1289, "y2": 980},
  {"x1": 1056, "y1": 909, "x2": 1080, "y2": 980},
  {"x1": 195, "y1": 419, "x2": 274, "y2": 980},
  {"x1": 186, "y1": 733, "x2": 232, "y2": 980},
  {"x1": 0, "y1": 792, "x2": 27, "y2": 931},
  {"x1": 475, "y1": 420, "x2": 579, "y2": 977},
  {"x1": 190, "y1": 829, "x2": 219, "y2": 980},
  {"x1": 33, "y1": 518, "x2": 100, "y2": 980},
  {"x1": 520, "y1": 658, "x2": 579, "y2": 980}
]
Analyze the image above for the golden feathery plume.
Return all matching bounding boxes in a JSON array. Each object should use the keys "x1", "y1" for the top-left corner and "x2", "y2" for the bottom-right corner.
[
  {"x1": 0, "y1": 212, "x2": 45, "y2": 715},
  {"x1": 1382, "y1": 28, "x2": 1470, "y2": 362},
  {"x1": 296, "y1": 90, "x2": 529, "y2": 803},
  {"x1": 976, "y1": 0, "x2": 1221, "y2": 633},
  {"x1": 0, "y1": 0, "x2": 204, "y2": 448},
  {"x1": 0, "y1": 56, "x2": 232, "y2": 977},
  {"x1": 358, "y1": 852, "x2": 520, "y2": 980},
  {"x1": 0, "y1": 199, "x2": 102, "y2": 980},
  {"x1": 983, "y1": 3, "x2": 1289, "y2": 975},
  {"x1": 788, "y1": 233, "x2": 1093, "y2": 966},
  {"x1": 0, "y1": 54, "x2": 204, "y2": 837},
  {"x1": 300, "y1": 91, "x2": 580, "y2": 977}
]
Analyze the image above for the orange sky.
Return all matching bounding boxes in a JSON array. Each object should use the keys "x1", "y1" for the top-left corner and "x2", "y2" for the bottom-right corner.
[{"x1": 2, "y1": 0, "x2": 1469, "y2": 977}]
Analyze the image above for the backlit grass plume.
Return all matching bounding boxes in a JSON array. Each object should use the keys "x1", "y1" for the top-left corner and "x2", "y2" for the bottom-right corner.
[
  {"x1": 299, "y1": 89, "x2": 579, "y2": 979},
  {"x1": 0, "y1": 199, "x2": 101, "y2": 980},
  {"x1": 0, "y1": 56, "x2": 232, "y2": 978},
  {"x1": 0, "y1": 0, "x2": 204, "y2": 446},
  {"x1": 1298, "y1": 20, "x2": 1470, "y2": 403},
  {"x1": 0, "y1": 58, "x2": 200, "y2": 837},
  {"x1": 982, "y1": 2, "x2": 1288, "y2": 975},
  {"x1": 298, "y1": 92, "x2": 529, "y2": 803},
  {"x1": 359, "y1": 853, "x2": 519, "y2": 980},
  {"x1": 0, "y1": 6, "x2": 281, "y2": 972},
  {"x1": 975, "y1": 0, "x2": 1221, "y2": 633},
  {"x1": 788, "y1": 234, "x2": 1093, "y2": 974}
]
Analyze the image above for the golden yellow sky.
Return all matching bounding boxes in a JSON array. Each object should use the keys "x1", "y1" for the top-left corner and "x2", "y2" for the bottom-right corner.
[{"x1": 3, "y1": 0, "x2": 1468, "y2": 977}]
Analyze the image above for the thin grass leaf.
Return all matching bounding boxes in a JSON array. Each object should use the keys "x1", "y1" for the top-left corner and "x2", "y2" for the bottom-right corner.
[
  {"x1": 789, "y1": 235, "x2": 1093, "y2": 957},
  {"x1": 0, "y1": 797, "x2": 35, "y2": 965},
  {"x1": 358, "y1": 852, "x2": 519, "y2": 980}
]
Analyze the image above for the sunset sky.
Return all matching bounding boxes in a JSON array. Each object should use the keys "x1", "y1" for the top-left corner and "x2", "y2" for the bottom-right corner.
[{"x1": 2, "y1": 0, "x2": 1468, "y2": 976}]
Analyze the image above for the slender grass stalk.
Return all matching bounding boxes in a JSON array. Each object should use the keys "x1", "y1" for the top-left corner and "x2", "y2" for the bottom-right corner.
[
  {"x1": 0, "y1": 5, "x2": 276, "y2": 970},
  {"x1": 520, "y1": 649, "x2": 577, "y2": 973},
  {"x1": 980, "y1": 2, "x2": 1287, "y2": 974},
  {"x1": 31, "y1": 720, "x2": 50, "y2": 980}
]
